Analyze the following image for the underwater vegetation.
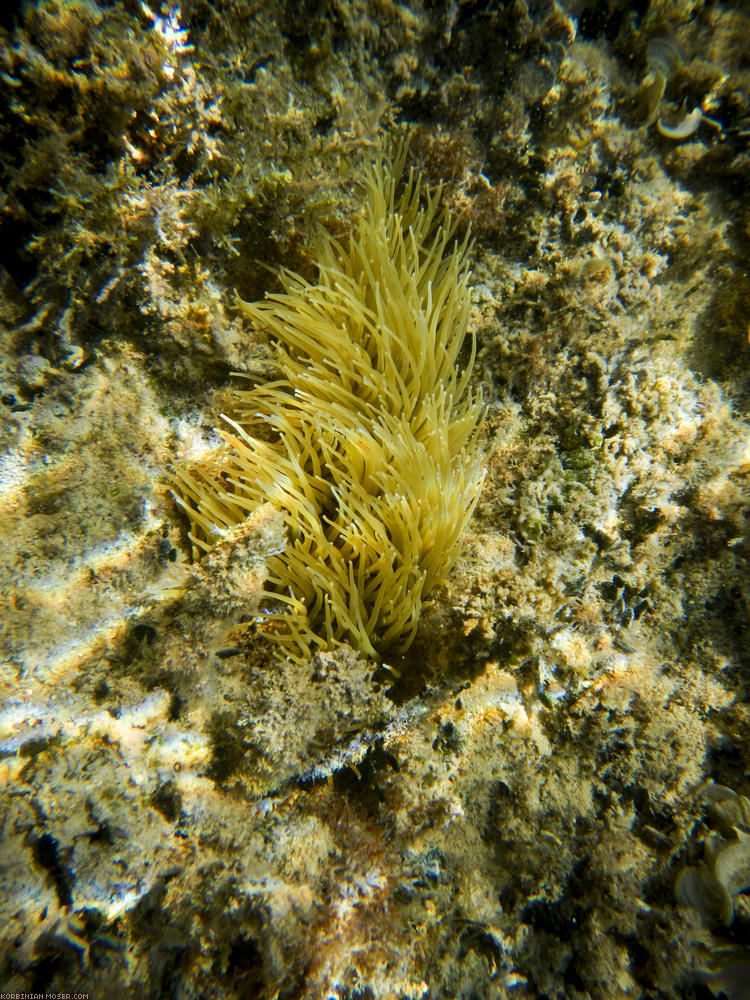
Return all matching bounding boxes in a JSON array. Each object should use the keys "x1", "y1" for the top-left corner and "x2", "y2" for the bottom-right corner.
[
  {"x1": 173, "y1": 144, "x2": 485, "y2": 662},
  {"x1": 4, "y1": 1, "x2": 750, "y2": 997}
]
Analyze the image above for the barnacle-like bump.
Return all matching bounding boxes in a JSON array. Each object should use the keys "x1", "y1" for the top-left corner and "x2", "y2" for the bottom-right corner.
[{"x1": 172, "y1": 143, "x2": 486, "y2": 663}]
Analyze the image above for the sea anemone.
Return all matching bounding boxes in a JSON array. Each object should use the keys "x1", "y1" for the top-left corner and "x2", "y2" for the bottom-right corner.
[{"x1": 172, "y1": 142, "x2": 486, "y2": 663}]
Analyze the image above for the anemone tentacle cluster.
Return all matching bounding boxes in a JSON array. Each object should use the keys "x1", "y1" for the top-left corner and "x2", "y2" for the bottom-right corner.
[{"x1": 173, "y1": 144, "x2": 485, "y2": 662}]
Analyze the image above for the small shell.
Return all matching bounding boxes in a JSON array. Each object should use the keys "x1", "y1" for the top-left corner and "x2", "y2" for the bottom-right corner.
[
  {"x1": 675, "y1": 864, "x2": 733, "y2": 925},
  {"x1": 657, "y1": 107, "x2": 703, "y2": 140},
  {"x1": 646, "y1": 35, "x2": 684, "y2": 81},
  {"x1": 699, "y1": 783, "x2": 750, "y2": 831},
  {"x1": 713, "y1": 834, "x2": 750, "y2": 900}
]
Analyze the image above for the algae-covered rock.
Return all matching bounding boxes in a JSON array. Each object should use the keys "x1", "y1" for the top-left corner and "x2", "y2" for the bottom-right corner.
[{"x1": 1, "y1": 1, "x2": 750, "y2": 998}]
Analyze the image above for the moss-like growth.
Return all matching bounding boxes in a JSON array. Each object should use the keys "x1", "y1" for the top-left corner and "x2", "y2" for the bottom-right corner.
[{"x1": 173, "y1": 146, "x2": 485, "y2": 662}]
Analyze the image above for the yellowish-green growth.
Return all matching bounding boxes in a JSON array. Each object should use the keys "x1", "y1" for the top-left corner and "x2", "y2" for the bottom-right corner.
[{"x1": 173, "y1": 145, "x2": 485, "y2": 662}]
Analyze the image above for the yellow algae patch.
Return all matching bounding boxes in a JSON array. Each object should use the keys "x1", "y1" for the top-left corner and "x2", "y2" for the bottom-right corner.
[{"x1": 173, "y1": 145, "x2": 485, "y2": 663}]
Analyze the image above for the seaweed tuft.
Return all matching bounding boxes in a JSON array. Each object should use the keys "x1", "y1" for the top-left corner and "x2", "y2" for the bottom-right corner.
[{"x1": 173, "y1": 144, "x2": 486, "y2": 662}]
